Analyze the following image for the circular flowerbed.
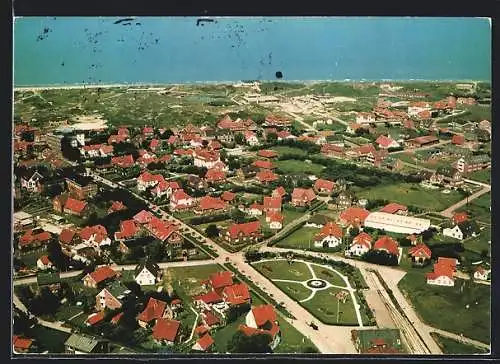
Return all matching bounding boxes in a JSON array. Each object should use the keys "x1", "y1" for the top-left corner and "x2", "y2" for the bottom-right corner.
[{"x1": 306, "y1": 279, "x2": 327, "y2": 289}]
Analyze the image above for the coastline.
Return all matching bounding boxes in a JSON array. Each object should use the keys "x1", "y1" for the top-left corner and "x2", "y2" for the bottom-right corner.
[{"x1": 13, "y1": 78, "x2": 487, "y2": 92}]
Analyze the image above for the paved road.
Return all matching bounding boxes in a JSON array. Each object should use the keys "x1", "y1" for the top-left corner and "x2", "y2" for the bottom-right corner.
[
  {"x1": 429, "y1": 328, "x2": 490, "y2": 350},
  {"x1": 440, "y1": 185, "x2": 491, "y2": 218}
]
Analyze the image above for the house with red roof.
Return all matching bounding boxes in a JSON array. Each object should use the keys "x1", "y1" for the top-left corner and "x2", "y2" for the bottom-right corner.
[
  {"x1": 200, "y1": 310, "x2": 222, "y2": 329},
  {"x1": 347, "y1": 232, "x2": 372, "y2": 257},
  {"x1": 346, "y1": 143, "x2": 376, "y2": 160},
  {"x1": 256, "y1": 169, "x2": 279, "y2": 184},
  {"x1": 150, "y1": 180, "x2": 170, "y2": 199},
  {"x1": 266, "y1": 211, "x2": 284, "y2": 230},
  {"x1": 366, "y1": 149, "x2": 389, "y2": 167},
  {"x1": 473, "y1": 266, "x2": 490, "y2": 281},
  {"x1": 204, "y1": 271, "x2": 234, "y2": 294},
  {"x1": 145, "y1": 217, "x2": 180, "y2": 244},
  {"x1": 276, "y1": 130, "x2": 295, "y2": 141},
  {"x1": 143, "y1": 127, "x2": 154, "y2": 138},
  {"x1": 170, "y1": 189, "x2": 195, "y2": 211},
  {"x1": 262, "y1": 196, "x2": 281, "y2": 213},
  {"x1": 314, "y1": 179, "x2": 335, "y2": 195},
  {"x1": 314, "y1": 222, "x2": 343, "y2": 248},
  {"x1": 18, "y1": 229, "x2": 52, "y2": 250},
  {"x1": 63, "y1": 197, "x2": 88, "y2": 216},
  {"x1": 321, "y1": 143, "x2": 345, "y2": 158},
  {"x1": 195, "y1": 196, "x2": 227, "y2": 214},
  {"x1": 133, "y1": 209, "x2": 155, "y2": 224},
  {"x1": 205, "y1": 169, "x2": 226, "y2": 184},
  {"x1": 99, "y1": 145, "x2": 114, "y2": 157},
  {"x1": 221, "y1": 191, "x2": 236, "y2": 203},
  {"x1": 225, "y1": 221, "x2": 262, "y2": 244},
  {"x1": 108, "y1": 134, "x2": 129, "y2": 144},
  {"x1": 111, "y1": 312, "x2": 124, "y2": 325},
  {"x1": 192, "y1": 334, "x2": 215, "y2": 352},
  {"x1": 291, "y1": 188, "x2": 316, "y2": 207},
  {"x1": 408, "y1": 243, "x2": 432, "y2": 265},
  {"x1": 272, "y1": 186, "x2": 287, "y2": 200},
  {"x1": 222, "y1": 283, "x2": 251, "y2": 306},
  {"x1": 149, "y1": 139, "x2": 161, "y2": 152},
  {"x1": 244, "y1": 131, "x2": 259, "y2": 146},
  {"x1": 208, "y1": 140, "x2": 222, "y2": 150},
  {"x1": 451, "y1": 134, "x2": 465, "y2": 145},
  {"x1": 426, "y1": 260, "x2": 455, "y2": 287},
  {"x1": 95, "y1": 281, "x2": 130, "y2": 311},
  {"x1": 36, "y1": 255, "x2": 53, "y2": 271},
  {"x1": 137, "y1": 172, "x2": 165, "y2": 191},
  {"x1": 193, "y1": 148, "x2": 221, "y2": 169},
  {"x1": 380, "y1": 203, "x2": 408, "y2": 215},
  {"x1": 194, "y1": 291, "x2": 224, "y2": 311},
  {"x1": 114, "y1": 220, "x2": 140, "y2": 241},
  {"x1": 137, "y1": 297, "x2": 167, "y2": 328},
  {"x1": 59, "y1": 228, "x2": 77, "y2": 246},
  {"x1": 246, "y1": 202, "x2": 264, "y2": 216},
  {"x1": 373, "y1": 236, "x2": 400, "y2": 259},
  {"x1": 79, "y1": 225, "x2": 111, "y2": 248},
  {"x1": 13, "y1": 335, "x2": 34, "y2": 353},
  {"x1": 265, "y1": 115, "x2": 291, "y2": 127},
  {"x1": 83, "y1": 265, "x2": 117, "y2": 289},
  {"x1": 111, "y1": 154, "x2": 135, "y2": 169},
  {"x1": 242, "y1": 304, "x2": 281, "y2": 350},
  {"x1": 258, "y1": 150, "x2": 278, "y2": 159},
  {"x1": 253, "y1": 160, "x2": 274, "y2": 170},
  {"x1": 152, "y1": 319, "x2": 180, "y2": 345},
  {"x1": 86, "y1": 312, "x2": 105, "y2": 326},
  {"x1": 339, "y1": 207, "x2": 370, "y2": 227},
  {"x1": 375, "y1": 135, "x2": 400, "y2": 149},
  {"x1": 108, "y1": 200, "x2": 126, "y2": 214},
  {"x1": 452, "y1": 212, "x2": 468, "y2": 225}
]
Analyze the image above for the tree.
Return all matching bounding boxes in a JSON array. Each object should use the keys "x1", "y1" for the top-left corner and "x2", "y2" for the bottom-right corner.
[
  {"x1": 235, "y1": 133, "x2": 245, "y2": 145},
  {"x1": 129, "y1": 246, "x2": 145, "y2": 261},
  {"x1": 145, "y1": 240, "x2": 164, "y2": 261},
  {"x1": 266, "y1": 132, "x2": 277, "y2": 144},
  {"x1": 362, "y1": 250, "x2": 398, "y2": 266},
  {"x1": 227, "y1": 331, "x2": 271, "y2": 353},
  {"x1": 231, "y1": 209, "x2": 248, "y2": 224},
  {"x1": 205, "y1": 224, "x2": 220, "y2": 239}
]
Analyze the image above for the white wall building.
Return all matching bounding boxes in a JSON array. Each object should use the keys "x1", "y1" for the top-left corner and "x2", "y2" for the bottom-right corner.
[
  {"x1": 442, "y1": 225, "x2": 464, "y2": 240},
  {"x1": 364, "y1": 212, "x2": 431, "y2": 235}
]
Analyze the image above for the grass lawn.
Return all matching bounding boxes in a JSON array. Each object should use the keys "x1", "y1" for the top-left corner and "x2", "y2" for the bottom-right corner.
[
  {"x1": 456, "y1": 192, "x2": 490, "y2": 224},
  {"x1": 252, "y1": 260, "x2": 313, "y2": 281},
  {"x1": 430, "y1": 333, "x2": 489, "y2": 355},
  {"x1": 27, "y1": 325, "x2": 71, "y2": 353},
  {"x1": 301, "y1": 287, "x2": 358, "y2": 325},
  {"x1": 274, "y1": 318, "x2": 319, "y2": 353},
  {"x1": 274, "y1": 159, "x2": 324, "y2": 176},
  {"x1": 357, "y1": 182, "x2": 464, "y2": 211},
  {"x1": 463, "y1": 227, "x2": 491, "y2": 256},
  {"x1": 281, "y1": 209, "x2": 305, "y2": 226},
  {"x1": 54, "y1": 305, "x2": 84, "y2": 322},
  {"x1": 310, "y1": 264, "x2": 347, "y2": 287},
  {"x1": 272, "y1": 281, "x2": 312, "y2": 302},
  {"x1": 167, "y1": 264, "x2": 224, "y2": 300},
  {"x1": 354, "y1": 328, "x2": 406, "y2": 353},
  {"x1": 211, "y1": 314, "x2": 246, "y2": 353},
  {"x1": 398, "y1": 272, "x2": 490, "y2": 344},
  {"x1": 272, "y1": 146, "x2": 310, "y2": 157},
  {"x1": 466, "y1": 169, "x2": 491, "y2": 184},
  {"x1": 275, "y1": 227, "x2": 319, "y2": 250}
]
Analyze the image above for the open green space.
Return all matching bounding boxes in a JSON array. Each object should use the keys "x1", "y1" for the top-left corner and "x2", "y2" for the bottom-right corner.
[
  {"x1": 27, "y1": 325, "x2": 71, "y2": 353},
  {"x1": 463, "y1": 227, "x2": 491, "y2": 256},
  {"x1": 398, "y1": 272, "x2": 490, "y2": 344},
  {"x1": 466, "y1": 169, "x2": 491, "y2": 184},
  {"x1": 310, "y1": 264, "x2": 347, "y2": 287},
  {"x1": 274, "y1": 318, "x2": 319, "y2": 353},
  {"x1": 456, "y1": 192, "x2": 490, "y2": 224},
  {"x1": 168, "y1": 264, "x2": 224, "y2": 300},
  {"x1": 271, "y1": 146, "x2": 310, "y2": 157},
  {"x1": 275, "y1": 227, "x2": 319, "y2": 250},
  {"x1": 272, "y1": 281, "x2": 312, "y2": 302},
  {"x1": 356, "y1": 182, "x2": 464, "y2": 211},
  {"x1": 274, "y1": 159, "x2": 324, "y2": 176},
  {"x1": 301, "y1": 287, "x2": 358, "y2": 325},
  {"x1": 252, "y1": 260, "x2": 313, "y2": 281},
  {"x1": 430, "y1": 333, "x2": 488, "y2": 355}
]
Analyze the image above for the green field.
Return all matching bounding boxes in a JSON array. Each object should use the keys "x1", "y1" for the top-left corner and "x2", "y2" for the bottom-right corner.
[
  {"x1": 463, "y1": 227, "x2": 491, "y2": 256},
  {"x1": 466, "y1": 169, "x2": 491, "y2": 184},
  {"x1": 274, "y1": 159, "x2": 324, "y2": 176},
  {"x1": 252, "y1": 260, "x2": 313, "y2": 281},
  {"x1": 272, "y1": 281, "x2": 312, "y2": 302},
  {"x1": 431, "y1": 333, "x2": 489, "y2": 355},
  {"x1": 274, "y1": 318, "x2": 319, "y2": 353},
  {"x1": 357, "y1": 182, "x2": 464, "y2": 211},
  {"x1": 168, "y1": 264, "x2": 224, "y2": 300},
  {"x1": 275, "y1": 227, "x2": 319, "y2": 250},
  {"x1": 301, "y1": 287, "x2": 358, "y2": 325},
  {"x1": 456, "y1": 192, "x2": 490, "y2": 224},
  {"x1": 272, "y1": 146, "x2": 310, "y2": 157},
  {"x1": 398, "y1": 272, "x2": 490, "y2": 344},
  {"x1": 310, "y1": 264, "x2": 347, "y2": 287},
  {"x1": 27, "y1": 325, "x2": 71, "y2": 353}
]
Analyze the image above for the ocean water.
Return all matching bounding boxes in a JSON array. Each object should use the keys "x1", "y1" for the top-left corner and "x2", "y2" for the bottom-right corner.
[{"x1": 13, "y1": 17, "x2": 491, "y2": 86}]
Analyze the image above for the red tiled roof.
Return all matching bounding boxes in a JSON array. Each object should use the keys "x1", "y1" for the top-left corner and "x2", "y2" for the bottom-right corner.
[
  {"x1": 152, "y1": 319, "x2": 180, "y2": 342},
  {"x1": 223, "y1": 283, "x2": 251, "y2": 305},
  {"x1": 339, "y1": 207, "x2": 370, "y2": 226},
  {"x1": 109, "y1": 201, "x2": 126, "y2": 212},
  {"x1": 13, "y1": 336, "x2": 33, "y2": 350},
  {"x1": 202, "y1": 310, "x2": 221, "y2": 327},
  {"x1": 88, "y1": 265, "x2": 117, "y2": 285},
  {"x1": 258, "y1": 150, "x2": 278, "y2": 158},
  {"x1": 118, "y1": 127, "x2": 129, "y2": 136},
  {"x1": 19, "y1": 229, "x2": 52, "y2": 247},
  {"x1": 273, "y1": 186, "x2": 287, "y2": 198},
  {"x1": 256, "y1": 169, "x2": 279, "y2": 183},
  {"x1": 194, "y1": 148, "x2": 220, "y2": 162},
  {"x1": 111, "y1": 312, "x2": 124, "y2": 324},
  {"x1": 453, "y1": 212, "x2": 468, "y2": 224},
  {"x1": 111, "y1": 154, "x2": 135, "y2": 168},
  {"x1": 194, "y1": 334, "x2": 214, "y2": 351},
  {"x1": 239, "y1": 323, "x2": 280, "y2": 339},
  {"x1": 253, "y1": 160, "x2": 274, "y2": 169},
  {"x1": 418, "y1": 110, "x2": 431, "y2": 119},
  {"x1": 352, "y1": 232, "x2": 372, "y2": 249},
  {"x1": 64, "y1": 198, "x2": 88, "y2": 214},
  {"x1": 437, "y1": 257, "x2": 458, "y2": 270},
  {"x1": 138, "y1": 297, "x2": 167, "y2": 323},
  {"x1": 150, "y1": 139, "x2": 160, "y2": 149},
  {"x1": 59, "y1": 228, "x2": 76, "y2": 244},
  {"x1": 205, "y1": 169, "x2": 226, "y2": 182},
  {"x1": 115, "y1": 220, "x2": 139, "y2": 240},
  {"x1": 314, "y1": 179, "x2": 335, "y2": 192},
  {"x1": 375, "y1": 135, "x2": 396, "y2": 148},
  {"x1": 195, "y1": 325, "x2": 209, "y2": 336},
  {"x1": 209, "y1": 271, "x2": 234, "y2": 290},
  {"x1": 143, "y1": 127, "x2": 154, "y2": 134},
  {"x1": 138, "y1": 171, "x2": 165, "y2": 184},
  {"x1": 221, "y1": 191, "x2": 236, "y2": 202},
  {"x1": 355, "y1": 143, "x2": 377, "y2": 155},
  {"x1": 251, "y1": 304, "x2": 277, "y2": 327},
  {"x1": 133, "y1": 210, "x2": 155, "y2": 224},
  {"x1": 408, "y1": 135, "x2": 438, "y2": 145},
  {"x1": 373, "y1": 236, "x2": 400, "y2": 257},
  {"x1": 79, "y1": 225, "x2": 108, "y2": 244},
  {"x1": 408, "y1": 243, "x2": 432, "y2": 259},
  {"x1": 403, "y1": 119, "x2": 415, "y2": 130},
  {"x1": 451, "y1": 135, "x2": 465, "y2": 145},
  {"x1": 371, "y1": 338, "x2": 386, "y2": 346},
  {"x1": 426, "y1": 262, "x2": 454, "y2": 281},
  {"x1": 291, "y1": 188, "x2": 316, "y2": 203},
  {"x1": 171, "y1": 189, "x2": 192, "y2": 202},
  {"x1": 380, "y1": 203, "x2": 408, "y2": 214},
  {"x1": 100, "y1": 145, "x2": 114, "y2": 154},
  {"x1": 267, "y1": 211, "x2": 283, "y2": 223},
  {"x1": 198, "y1": 196, "x2": 227, "y2": 211},
  {"x1": 227, "y1": 221, "x2": 261, "y2": 240},
  {"x1": 39, "y1": 255, "x2": 51, "y2": 265},
  {"x1": 263, "y1": 196, "x2": 281, "y2": 210},
  {"x1": 315, "y1": 222, "x2": 343, "y2": 240},
  {"x1": 194, "y1": 290, "x2": 223, "y2": 305},
  {"x1": 86, "y1": 312, "x2": 105, "y2": 326}
]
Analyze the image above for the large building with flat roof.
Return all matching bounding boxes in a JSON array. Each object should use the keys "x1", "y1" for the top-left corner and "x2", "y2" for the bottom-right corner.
[{"x1": 364, "y1": 212, "x2": 431, "y2": 235}]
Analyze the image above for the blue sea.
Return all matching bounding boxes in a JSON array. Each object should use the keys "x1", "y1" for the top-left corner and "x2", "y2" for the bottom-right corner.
[{"x1": 13, "y1": 17, "x2": 491, "y2": 86}]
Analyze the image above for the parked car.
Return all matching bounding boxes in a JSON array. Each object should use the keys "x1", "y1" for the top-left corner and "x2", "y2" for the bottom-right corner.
[{"x1": 310, "y1": 322, "x2": 318, "y2": 330}]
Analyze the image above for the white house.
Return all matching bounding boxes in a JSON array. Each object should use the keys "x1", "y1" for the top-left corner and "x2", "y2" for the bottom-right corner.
[
  {"x1": 473, "y1": 266, "x2": 490, "y2": 281},
  {"x1": 193, "y1": 148, "x2": 221, "y2": 169},
  {"x1": 21, "y1": 171, "x2": 44, "y2": 192},
  {"x1": 442, "y1": 225, "x2": 464, "y2": 240},
  {"x1": 356, "y1": 112, "x2": 376, "y2": 124},
  {"x1": 266, "y1": 212, "x2": 283, "y2": 230},
  {"x1": 134, "y1": 260, "x2": 162, "y2": 286},
  {"x1": 244, "y1": 131, "x2": 260, "y2": 146},
  {"x1": 170, "y1": 189, "x2": 195, "y2": 210},
  {"x1": 244, "y1": 305, "x2": 281, "y2": 350},
  {"x1": 313, "y1": 222, "x2": 343, "y2": 248},
  {"x1": 426, "y1": 261, "x2": 455, "y2": 287},
  {"x1": 347, "y1": 232, "x2": 372, "y2": 257},
  {"x1": 36, "y1": 255, "x2": 53, "y2": 271}
]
